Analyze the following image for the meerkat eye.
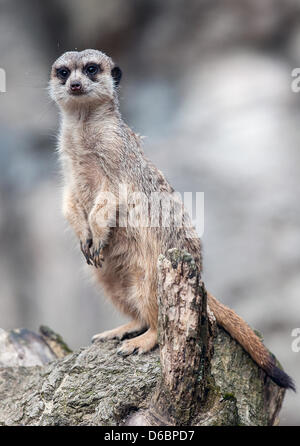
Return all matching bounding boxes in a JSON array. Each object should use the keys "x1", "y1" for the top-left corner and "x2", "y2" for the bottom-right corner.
[
  {"x1": 56, "y1": 67, "x2": 70, "y2": 80},
  {"x1": 85, "y1": 64, "x2": 99, "y2": 76}
]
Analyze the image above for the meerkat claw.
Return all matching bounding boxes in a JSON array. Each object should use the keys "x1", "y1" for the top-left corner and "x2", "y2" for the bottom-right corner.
[
  {"x1": 116, "y1": 345, "x2": 138, "y2": 357},
  {"x1": 80, "y1": 238, "x2": 93, "y2": 265},
  {"x1": 91, "y1": 242, "x2": 105, "y2": 268}
]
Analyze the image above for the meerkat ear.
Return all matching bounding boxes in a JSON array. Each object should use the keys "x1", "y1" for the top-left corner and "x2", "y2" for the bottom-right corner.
[{"x1": 111, "y1": 66, "x2": 122, "y2": 86}]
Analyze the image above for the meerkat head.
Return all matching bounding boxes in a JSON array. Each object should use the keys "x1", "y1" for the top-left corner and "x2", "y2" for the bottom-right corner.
[{"x1": 49, "y1": 49, "x2": 122, "y2": 110}]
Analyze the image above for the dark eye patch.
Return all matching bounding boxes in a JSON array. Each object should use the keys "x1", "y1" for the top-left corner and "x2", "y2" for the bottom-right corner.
[
  {"x1": 84, "y1": 63, "x2": 101, "y2": 78},
  {"x1": 56, "y1": 67, "x2": 70, "y2": 81}
]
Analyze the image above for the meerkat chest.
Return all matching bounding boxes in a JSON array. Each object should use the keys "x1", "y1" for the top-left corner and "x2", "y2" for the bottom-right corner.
[{"x1": 60, "y1": 127, "x2": 103, "y2": 206}]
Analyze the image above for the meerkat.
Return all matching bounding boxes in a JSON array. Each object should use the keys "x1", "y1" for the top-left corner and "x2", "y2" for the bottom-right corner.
[{"x1": 49, "y1": 49, "x2": 295, "y2": 391}]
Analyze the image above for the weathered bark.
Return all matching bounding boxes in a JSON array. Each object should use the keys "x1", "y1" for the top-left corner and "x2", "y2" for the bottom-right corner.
[
  {"x1": 130, "y1": 250, "x2": 214, "y2": 426},
  {"x1": 0, "y1": 250, "x2": 285, "y2": 426}
]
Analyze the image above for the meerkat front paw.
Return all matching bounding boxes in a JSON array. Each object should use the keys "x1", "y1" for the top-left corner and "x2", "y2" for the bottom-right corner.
[
  {"x1": 80, "y1": 238, "x2": 93, "y2": 265},
  {"x1": 90, "y1": 240, "x2": 106, "y2": 268},
  {"x1": 80, "y1": 238, "x2": 105, "y2": 267},
  {"x1": 117, "y1": 328, "x2": 158, "y2": 356}
]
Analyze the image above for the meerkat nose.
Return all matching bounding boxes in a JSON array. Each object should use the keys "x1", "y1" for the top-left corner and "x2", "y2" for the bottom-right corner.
[{"x1": 70, "y1": 81, "x2": 82, "y2": 92}]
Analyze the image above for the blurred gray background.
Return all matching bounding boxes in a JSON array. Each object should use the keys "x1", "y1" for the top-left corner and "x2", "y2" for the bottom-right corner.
[{"x1": 0, "y1": 0, "x2": 299, "y2": 425}]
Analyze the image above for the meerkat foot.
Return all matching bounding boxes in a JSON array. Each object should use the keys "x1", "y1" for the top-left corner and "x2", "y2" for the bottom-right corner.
[
  {"x1": 92, "y1": 320, "x2": 146, "y2": 343},
  {"x1": 117, "y1": 328, "x2": 158, "y2": 356}
]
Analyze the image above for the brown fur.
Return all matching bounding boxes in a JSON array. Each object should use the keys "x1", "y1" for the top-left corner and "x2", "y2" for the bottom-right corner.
[{"x1": 49, "y1": 50, "x2": 294, "y2": 389}]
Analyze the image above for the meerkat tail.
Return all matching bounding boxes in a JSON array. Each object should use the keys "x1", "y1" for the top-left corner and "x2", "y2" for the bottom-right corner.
[{"x1": 207, "y1": 292, "x2": 296, "y2": 391}]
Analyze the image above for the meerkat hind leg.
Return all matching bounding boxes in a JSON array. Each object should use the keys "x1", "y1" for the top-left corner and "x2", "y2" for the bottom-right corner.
[
  {"x1": 117, "y1": 327, "x2": 158, "y2": 356},
  {"x1": 92, "y1": 320, "x2": 146, "y2": 343}
]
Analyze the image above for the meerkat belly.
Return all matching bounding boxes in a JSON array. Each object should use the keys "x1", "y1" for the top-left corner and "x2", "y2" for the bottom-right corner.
[
  {"x1": 94, "y1": 227, "x2": 160, "y2": 320},
  {"x1": 100, "y1": 228, "x2": 154, "y2": 281}
]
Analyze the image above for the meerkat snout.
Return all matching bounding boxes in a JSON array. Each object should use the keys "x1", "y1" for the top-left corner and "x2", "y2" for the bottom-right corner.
[{"x1": 70, "y1": 80, "x2": 83, "y2": 94}]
